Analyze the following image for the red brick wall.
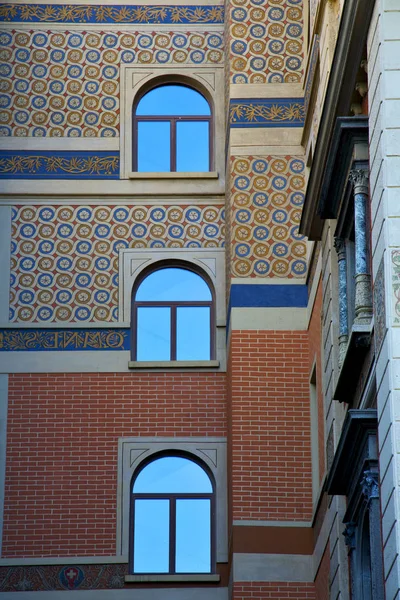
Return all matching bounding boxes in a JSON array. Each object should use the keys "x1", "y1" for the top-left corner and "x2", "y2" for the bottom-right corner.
[
  {"x1": 3, "y1": 372, "x2": 226, "y2": 557},
  {"x1": 229, "y1": 330, "x2": 313, "y2": 521},
  {"x1": 233, "y1": 582, "x2": 316, "y2": 599},
  {"x1": 307, "y1": 278, "x2": 325, "y2": 484}
]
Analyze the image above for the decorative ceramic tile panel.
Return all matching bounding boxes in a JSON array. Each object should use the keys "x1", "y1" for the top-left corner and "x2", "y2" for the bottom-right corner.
[
  {"x1": 10, "y1": 204, "x2": 225, "y2": 323},
  {"x1": 0, "y1": 564, "x2": 128, "y2": 591},
  {"x1": 0, "y1": 29, "x2": 224, "y2": 137},
  {"x1": 228, "y1": 0, "x2": 303, "y2": 84},
  {"x1": 230, "y1": 155, "x2": 306, "y2": 278}
]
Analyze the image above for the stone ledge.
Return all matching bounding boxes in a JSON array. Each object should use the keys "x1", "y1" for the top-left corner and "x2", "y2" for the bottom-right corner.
[
  {"x1": 128, "y1": 171, "x2": 218, "y2": 179},
  {"x1": 125, "y1": 574, "x2": 220, "y2": 583},
  {"x1": 128, "y1": 360, "x2": 220, "y2": 369}
]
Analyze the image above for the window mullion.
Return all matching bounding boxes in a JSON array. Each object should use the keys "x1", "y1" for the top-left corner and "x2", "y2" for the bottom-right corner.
[
  {"x1": 171, "y1": 306, "x2": 177, "y2": 360},
  {"x1": 169, "y1": 498, "x2": 176, "y2": 574},
  {"x1": 171, "y1": 118, "x2": 176, "y2": 172}
]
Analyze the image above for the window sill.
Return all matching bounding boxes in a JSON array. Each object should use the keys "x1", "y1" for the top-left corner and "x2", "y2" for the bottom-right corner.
[
  {"x1": 128, "y1": 171, "x2": 218, "y2": 179},
  {"x1": 125, "y1": 574, "x2": 220, "y2": 584},
  {"x1": 128, "y1": 360, "x2": 220, "y2": 369}
]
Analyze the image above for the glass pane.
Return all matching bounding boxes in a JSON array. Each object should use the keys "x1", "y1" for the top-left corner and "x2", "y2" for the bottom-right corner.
[
  {"x1": 137, "y1": 307, "x2": 170, "y2": 361},
  {"x1": 136, "y1": 268, "x2": 211, "y2": 302},
  {"x1": 137, "y1": 85, "x2": 210, "y2": 116},
  {"x1": 176, "y1": 499, "x2": 211, "y2": 573},
  {"x1": 177, "y1": 307, "x2": 210, "y2": 360},
  {"x1": 176, "y1": 121, "x2": 209, "y2": 172},
  {"x1": 134, "y1": 499, "x2": 169, "y2": 573},
  {"x1": 137, "y1": 121, "x2": 170, "y2": 172},
  {"x1": 133, "y1": 456, "x2": 212, "y2": 493}
]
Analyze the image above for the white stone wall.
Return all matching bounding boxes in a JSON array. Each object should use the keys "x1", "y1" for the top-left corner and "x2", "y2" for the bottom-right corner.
[{"x1": 368, "y1": 1, "x2": 400, "y2": 598}]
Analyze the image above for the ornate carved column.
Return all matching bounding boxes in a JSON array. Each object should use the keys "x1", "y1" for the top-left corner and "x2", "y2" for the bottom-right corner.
[
  {"x1": 361, "y1": 469, "x2": 385, "y2": 600},
  {"x1": 334, "y1": 237, "x2": 348, "y2": 367},
  {"x1": 350, "y1": 168, "x2": 373, "y2": 324}
]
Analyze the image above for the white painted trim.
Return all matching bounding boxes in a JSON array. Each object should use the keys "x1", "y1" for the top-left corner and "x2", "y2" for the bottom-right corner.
[
  {"x1": 0, "y1": 591, "x2": 228, "y2": 600},
  {"x1": 229, "y1": 307, "x2": 308, "y2": 331},
  {"x1": 0, "y1": 198, "x2": 225, "y2": 206},
  {"x1": 233, "y1": 553, "x2": 313, "y2": 582},
  {"x1": 128, "y1": 172, "x2": 218, "y2": 179},
  {"x1": 0, "y1": 138, "x2": 119, "y2": 151},
  {"x1": 0, "y1": 322, "x2": 130, "y2": 329},
  {"x1": 230, "y1": 83, "x2": 304, "y2": 99},
  {"x1": 230, "y1": 278, "x2": 306, "y2": 285},
  {"x1": 0, "y1": 375, "x2": 8, "y2": 555},
  {"x1": 125, "y1": 574, "x2": 220, "y2": 583},
  {"x1": 0, "y1": 556, "x2": 128, "y2": 566},
  {"x1": 128, "y1": 360, "x2": 219, "y2": 368},
  {"x1": 0, "y1": 351, "x2": 226, "y2": 373}
]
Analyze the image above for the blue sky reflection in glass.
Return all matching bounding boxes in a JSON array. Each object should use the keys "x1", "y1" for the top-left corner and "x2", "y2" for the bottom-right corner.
[
  {"x1": 136, "y1": 85, "x2": 210, "y2": 116},
  {"x1": 133, "y1": 457, "x2": 212, "y2": 573},
  {"x1": 177, "y1": 306, "x2": 210, "y2": 360},
  {"x1": 133, "y1": 456, "x2": 212, "y2": 493},
  {"x1": 136, "y1": 84, "x2": 210, "y2": 172},
  {"x1": 134, "y1": 499, "x2": 169, "y2": 573},
  {"x1": 137, "y1": 306, "x2": 170, "y2": 360},
  {"x1": 176, "y1": 498, "x2": 211, "y2": 572},
  {"x1": 136, "y1": 268, "x2": 211, "y2": 302}
]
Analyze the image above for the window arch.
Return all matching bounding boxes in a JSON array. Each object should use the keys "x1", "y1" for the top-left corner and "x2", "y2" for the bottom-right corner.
[
  {"x1": 131, "y1": 263, "x2": 215, "y2": 361},
  {"x1": 130, "y1": 452, "x2": 215, "y2": 574},
  {"x1": 133, "y1": 83, "x2": 212, "y2": 172}
]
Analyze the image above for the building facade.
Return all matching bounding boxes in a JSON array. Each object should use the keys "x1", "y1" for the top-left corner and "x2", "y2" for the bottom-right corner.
[{"x1": 0, "y1": 0, "x2": 400, "y2": 598}]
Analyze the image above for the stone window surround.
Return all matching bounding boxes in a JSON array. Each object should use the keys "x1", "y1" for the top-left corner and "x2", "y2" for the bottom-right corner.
[
  {"x1": 119, "y1": 65, "x2": 225, "y2": 182},
  {"x1": 119, "y1": 247, "x2": 226, "y2": 370},
  {"x1": 116, "y1": 437, "x2": 228, "y2": 565}
]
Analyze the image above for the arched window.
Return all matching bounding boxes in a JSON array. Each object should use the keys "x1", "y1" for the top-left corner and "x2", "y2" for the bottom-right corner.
[
  {"x1": 133, "y1": 83, "x2": 212, "y2": 172},
  {"x1": 130, "y1": 454, "x2": 215, "y2": 574},
  {"x1": 131, "y1": 264, "x2": 215, "y2": 361}
]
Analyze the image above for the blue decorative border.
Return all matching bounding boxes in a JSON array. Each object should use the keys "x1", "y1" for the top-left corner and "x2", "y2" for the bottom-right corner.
[
  {"x1": 0, "y1": 4, "x2": 224, "y2": 23},
  {"x1": 229, "y1": 284, "x2": 308, "y2": 308},
  {"x1": 0, "y1": 328, "x2": 130, "y2": 351},
  {"x1": 0, "y1": 151, "x2": 119, "y2": 179},
  {"x1": 229, "y1": 98, "x2": 305, "y2": 128}
]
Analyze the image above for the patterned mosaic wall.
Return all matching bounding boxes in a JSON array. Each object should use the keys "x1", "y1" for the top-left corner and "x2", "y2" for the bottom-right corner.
[
  {"x1": 0, "y1": 28, "x2": 223, "y2": 137},
  {"x1": 228, "y1": 0, "x2": 303, "y2": 84},
  {"x1": 10, "y1": 204, "x2": 225, "y2": 323},
  {"x1": 230, "y1": 155, "x2": 306, "y2": 277}
]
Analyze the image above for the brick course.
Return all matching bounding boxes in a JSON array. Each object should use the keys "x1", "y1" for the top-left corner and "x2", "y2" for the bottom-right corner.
[
  {"x1": 4, "y1": 372, "x2": 226, "y2": 557},
  {"x1": 228, "y1": 330, "x2": 313, "y2": 521},
  {"x1": 233, "y1": 582, "x2": 316, "y2": 599}
]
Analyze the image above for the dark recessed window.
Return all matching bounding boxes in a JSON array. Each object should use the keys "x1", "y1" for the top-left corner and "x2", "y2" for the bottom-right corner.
[
  {"x1": 132, "y1": 265, "x2": 214, "y2": 361},
  {"x1": 130, "y1": 454, "x2": 215, "y2": 574},
  {"x1": 133, "y1": 84, "x2": 211, "y2": 172}
]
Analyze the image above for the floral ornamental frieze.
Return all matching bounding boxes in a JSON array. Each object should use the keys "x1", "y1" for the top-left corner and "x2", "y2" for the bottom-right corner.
[
  {"x1": 230, "y1": 155, "x2": 307, "y2": 278},
  {"x1": 10, "y1": 204, "x2": 225, "y2": 323},
  {"x1": 229, "y1": 98, "x2": 305, "y2": 127},
  {"x1": 0, "y1": 151, "x2": 119, "y2": 178},
  {"x1": 228, "y1": 0, "x2": 303, "y2": 84},
  {"x1": 0, "y1": 329, "x2": 130, "y2": 351},
  {"x1": 0, "y1": 4, "x2": 224, "y2": 24},
  {"x1": 0, "y1": 29, "x2": 223, "y2": 137}
]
